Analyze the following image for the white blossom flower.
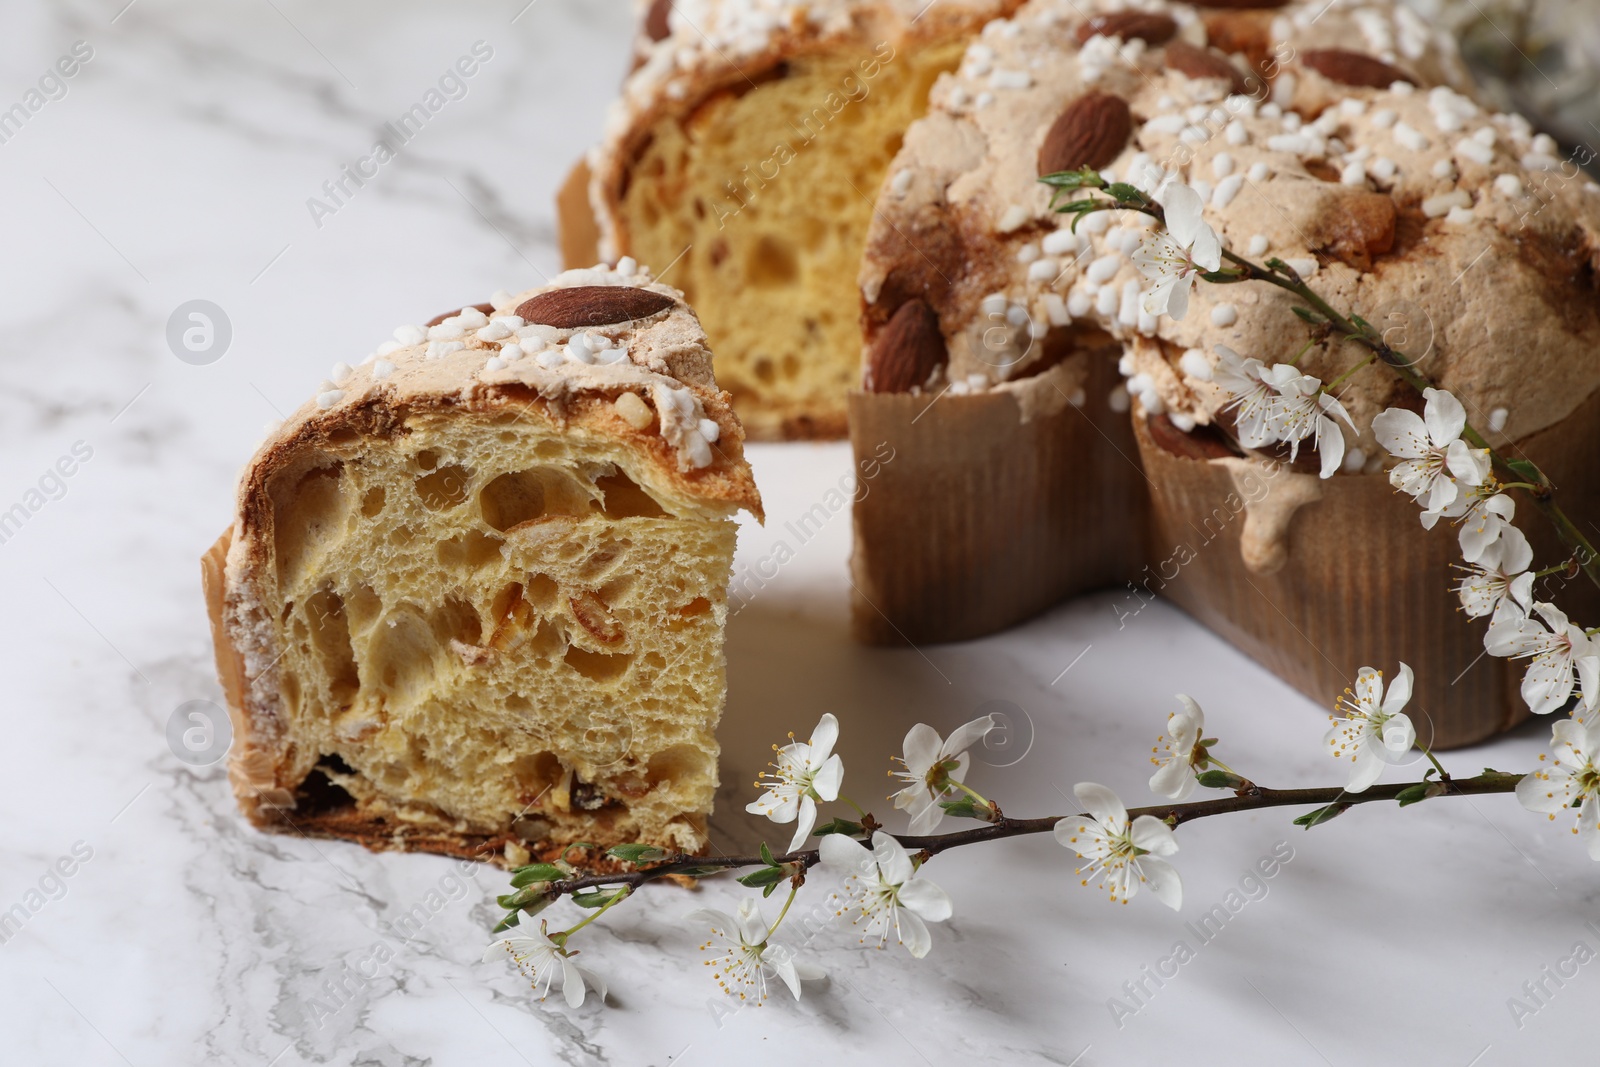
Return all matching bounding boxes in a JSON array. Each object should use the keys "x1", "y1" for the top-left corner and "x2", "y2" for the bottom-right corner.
[
  {"x1": 819, "y1": 831, "x2": 953, "y2": 957},
  {"x1": 686, "y1": 898, "x2": 825, "y2": 1002},
  {"x1": 1134, "y1": 184, "x2": 1221, "y2": 321},
  {"x1": 1054, "y1": 782, "x2": 1182, "y2": 909},
  {"x1": 1485, "y1": 602, "x2": 1600, "y2": 717},
  {"x1": 1516, "y1": 718, "x2": 1600, "y2": 860},
  {"x1": 747, "y1": 713, "x2": 845, "y2": 851},
  {"x1": 1448, "y1": 486, "x2": 1515, "y2": 563},
  {"x1": 1212, "y1": 347, "x2": 1353, "y2": 478},
  {"x1": 1371, "y1": 389, "x2": 1491, "y2": 524},
  {"x1": 890, "y1": 715, "x2": 996, "y2": 835},
  {"x1": 1454, "y1": 524, "x2": 1534, "y2": 619},
  {"x1": 1257, "y1": 363, "x2": 1354, "y2": 478},
  {"x1": 1149, "y1": 695, "x2": 1207, "y2": 801},
  {"x1": 1324, "y1": 663, "x2": 1417, "y2": 792},
  {"x1": 482, "y1": 925, "x2": 607, "y2": 1008}
]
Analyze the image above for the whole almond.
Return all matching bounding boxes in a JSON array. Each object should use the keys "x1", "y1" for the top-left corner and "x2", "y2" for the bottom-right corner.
[
  {"x1": 1074, "y1": 12, "x2": 1178, "y2": 46},
  {"x1": 1038, "y1": 91, "x2": 1133, "y2": 176},
  {"x1": 1164, "y1": 41, "x2": 1249, "y2": 95},
  {"x1": 1301, "y1": 49, "x2": 1414, "y2": 89},
  {"x1": 868, "y1": 299, "x2": 945, "y2": 394},
  {"x1": 515, "y1": 286, "x2": 676, "y2": 328},
  {"x1": 644, "y1": 0, "x2": 672, "y2": 42},
  {"x1": 426, "y1": 302, "x2": 494, "y2": 328},
  {"x1": 1318, "y1": 191, "x2": 1397, "y2": 271}
]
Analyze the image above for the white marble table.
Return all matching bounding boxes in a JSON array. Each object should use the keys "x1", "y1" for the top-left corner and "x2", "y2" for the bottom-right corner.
[{"x1": 0, "y1": 2, "x2": 1594, "y2": 1064}]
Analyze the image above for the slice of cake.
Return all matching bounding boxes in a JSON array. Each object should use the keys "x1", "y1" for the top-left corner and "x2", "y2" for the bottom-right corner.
[
  {"x1": 579, "y1": 0, "x2": 1024, "y2": 439},
  {"x1": 202, "y1": 265, "x2": 762, "y2": 864}
]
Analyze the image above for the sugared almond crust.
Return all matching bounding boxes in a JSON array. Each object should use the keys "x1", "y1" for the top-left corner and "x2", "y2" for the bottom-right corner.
[{"x1": 859, "y1": 0, "x2": 1600, "y2": 450}]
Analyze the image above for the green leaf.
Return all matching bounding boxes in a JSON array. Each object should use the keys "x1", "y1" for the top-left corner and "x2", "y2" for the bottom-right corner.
[
  {"x1": 571, "y1": 888, "x2": 626, "y2": 909},
  {"x1": 1504, "y1": 459, "x2": 1542, "y2": 482},
  {"x1": 736, "y1": 866, "x2": 786, "y2": 888},
  {"x1": 1105, "y1": 182, "x2": 1146, "y2": 205},
  {"x1": 762, "y1": 882, "x2": 779, "y2": 898},
  {"x1": 1293, "y1": 803, "x2": 1349, "y2": 829},
  {"x1": 1290, "y1": 306, "x2": 1322, "y2": 324},
  {"x1": 937, "y1": 797, "x2": 994, "y2": 822},
  {"x1": 496, "y1": 889, "x2": 534, "y2": 910},
  {"x1": 759, "y1": 841, "x2": 776, "y2": 866},
  {"x1": 1394, "y1": 784, "x2": 1431, "y2": 807},
  {"x1": 1038, "y1": 166, "x2": 1106, "y2": 190},
  {"x1": 509, "y1": 864, "x2": 566, "y2": 887},
  {"x1": 606, "y1": 843, "x2": 671, "y2": 865},
  {"x1": 813, "y1": 818, "x2": 864, "y2": 838},
  {"x1": 673, "y1": 865, "x2": 728, "y2": 877},
  {"x1": 1198, "y1": 270, "x2": 1244, "y2": 284},
  {"x1": 491, "y1": 910, "x2": 521, "y2": 933},
  {"x1": 1196, "y1": 770, "x2": 1241, "y2": 789}
]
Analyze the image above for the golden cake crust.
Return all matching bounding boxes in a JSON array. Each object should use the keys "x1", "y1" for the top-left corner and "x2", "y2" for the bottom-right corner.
[{"x1": 205, "y1": 265, "x2": 760, "y2": 860}]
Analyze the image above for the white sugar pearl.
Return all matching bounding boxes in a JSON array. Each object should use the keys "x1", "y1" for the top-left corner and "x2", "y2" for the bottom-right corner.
[
  {"x1": 499, "y1": 343, "x2": 524, "y2": 361},
  {"x1": 1431, "y1": 158, "x2": 1457, "y2": 180},
  {"x1": 1212, "y1": 153, "x2": 1235, "y2": 178},
  {"x1": 1212, "y1": 175, "x2": 1244, "y2": 209},
  {"x1": 1494, "y1": 174, "x2": 1523, "y2": 197},
  {"x1": 317, "y1": 389, "x2": 343, "y2": 408},
  {"x1": 456, "y1": 306, "x2": 489, "y2": 329},
  {"x1": 997, "y1": 204, "x2": 1031, "y2": 233},
  {"x1": 1179, "y1": 348, "x2": 1212, "y2": 380},
  {"x1": 376, "y1": 340, "x2": 402, "y2": 356},
  {"x1": 891, "y1": 169, "x2": 915, "y2": 198},
  {"x1": 536, "y1": 349, "x2": 564, "y2": 369},
  {"x1": 1086, "y1": 255, "x2": 1121, "y2": 285},
  {"x1": 1286, "y1": 257, "x2": 1319, "y2": 277},
  {"x1": 330, "y1": 362, "x2": 353, "y2": 385},
  {"x1": 393, "y1": 325, "x2": 425, "y2": 346},
  {"x1": 1488, "y1": 408, "x2": 1509, "y2": 432},
  {"x1": 1042, "y1": 229, "x2": 1082, "y2": 256},
  {"x1": 1247, "y1": 162, "x2": 1270, "y2": 182},
  {"x1": 616, "y1": 256, "x2": 638, "y2": 275},
  {"x1": 1341, "y1": 161, "x2": 1368, "y2": 185},
  {"x1": 1108, "y1": 385, "x2": 1131, "y2": 413},
  {"x1": 1210, "y1": 303, "x2": 1238, "y2": 327},
  {"x1": 698, "y1": 418, "x2": 721, "y2": 443},
  {"x1": 1371, "y1": 108, "x2": 1398, "y2": 129},
  {"x1": 477, "y1": 322, "x2": 512, "y2": 341},
  {"x1": 372, "y1": 360, "x2": 395, "y2": 380},
  {"x1": 1393, "y1": 122, "x2": 1429, "y2": 152},
  {"x1": 484, "y1": 357, "x2": 505, "y2": 372},
  {"x1": 1028, "y1": 258, "x2": 1059, "y2": 282},
  {"x1": 428, "y1": 322, "x2": 465, "y2": 341},
  {"x1": 1248, "y1": 234, "x2": 1270, "y2": 257}
]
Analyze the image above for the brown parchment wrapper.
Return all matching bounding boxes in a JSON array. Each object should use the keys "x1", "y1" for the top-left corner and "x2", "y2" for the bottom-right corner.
[
  {"x1": 557, "y1": 157, "x2": 600, "y2": 270},
  {"x1": 849, "y1": 352, "x2": 1148, "y2": 644},
  {"x1": 1132, "y1": 385, "x2": 1600, "y2": 750}
]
